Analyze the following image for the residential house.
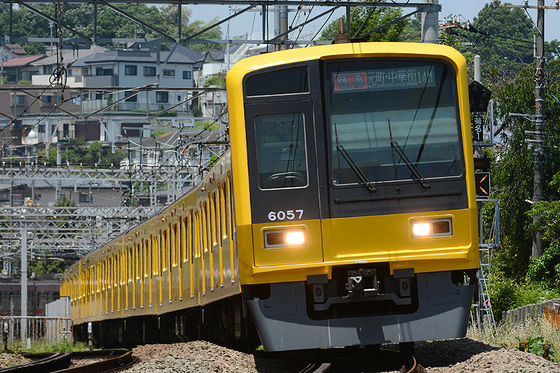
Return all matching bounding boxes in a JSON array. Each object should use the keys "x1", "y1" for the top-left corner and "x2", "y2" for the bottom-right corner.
[
  {"x1": 2, "y1": 55, "x2": 47, "y2": 83},
  {"x1": 0, "y1": 85, "x2": 82, "y2": 154},
  {"x1": 0, "y1": 179, "x2": 123, "y2": 207},
  {"x1": 1, "y1": 44, "x2": 27, "y2": 61},
  {"x1": 73, "y1": 47, "x2": 197, "y2": 113},
  {"x1": 31, "y1": 45, "x2": 109, "y2": 87}
]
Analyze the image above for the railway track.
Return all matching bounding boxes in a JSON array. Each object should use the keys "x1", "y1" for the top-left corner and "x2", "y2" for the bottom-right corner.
[
  {"x1": 0, "y1": 349, "x2": 138, "y2": 373},
  {"x1": 269, "y1": 345, "x2": 420, "y2": 373}
]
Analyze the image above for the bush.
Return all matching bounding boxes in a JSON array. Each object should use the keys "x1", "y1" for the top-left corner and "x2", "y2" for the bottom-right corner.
[
  {"x1": 490, "y1": 276, "x2": 520, "y2": 322},
  {"x1": 527, "y1": 242, "x2": 560, "y2": 290}
]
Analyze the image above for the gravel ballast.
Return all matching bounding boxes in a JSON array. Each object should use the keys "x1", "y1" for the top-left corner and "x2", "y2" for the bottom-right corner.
[{"x1": 122, "y1": 338, "x2": 560, "y2": 373}]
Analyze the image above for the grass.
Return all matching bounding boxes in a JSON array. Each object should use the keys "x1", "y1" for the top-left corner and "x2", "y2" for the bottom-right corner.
[
  {"x1": 467, "y1": 315, "x2": 559, "y2": 362},
  {"x1": 10, "y1": 338, "x2": 89, "y2": 354}
]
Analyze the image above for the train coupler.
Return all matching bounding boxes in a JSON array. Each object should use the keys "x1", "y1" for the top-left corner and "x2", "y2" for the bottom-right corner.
[{"x1": 345, "y1": 268, "x2": 379, "y2": 298}]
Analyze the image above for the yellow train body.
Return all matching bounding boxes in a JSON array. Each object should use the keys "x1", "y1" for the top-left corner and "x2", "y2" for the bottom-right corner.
[{"x1": 62, "y1": 42, "x2": 479, "y2": 351}]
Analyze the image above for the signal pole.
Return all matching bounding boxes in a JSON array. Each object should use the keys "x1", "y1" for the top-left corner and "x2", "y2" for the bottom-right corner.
[
  {"x1": 495, "y1": 0, "x2": 559, "y2": 256},
  {"x1": 533, "y1": 0, "x2": 545, "y2": 257}
]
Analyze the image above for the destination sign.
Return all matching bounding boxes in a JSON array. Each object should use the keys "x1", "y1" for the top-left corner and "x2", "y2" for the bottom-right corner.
[{"x1": 332, "y1": 65, "x2": 436, "y2": 93}]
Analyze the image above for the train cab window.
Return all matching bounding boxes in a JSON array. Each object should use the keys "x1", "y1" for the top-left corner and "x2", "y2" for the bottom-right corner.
[
  {"x1": 245, "y1": 66, "x2": 308, "y2": 96},
  {"x1": 327, "y1": 60, "x2": 463, "y2": 186},
  {"x1": 255, "y1": 113, "x2": 308, "y2": 189}
]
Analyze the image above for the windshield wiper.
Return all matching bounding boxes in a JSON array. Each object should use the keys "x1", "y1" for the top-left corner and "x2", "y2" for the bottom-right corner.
[
  {"x1": 390, "y1": 141, "x2": 431, "y2": 189},
  {"x1": 336, "y1": 145, "x2": 376, "y2": 193}
]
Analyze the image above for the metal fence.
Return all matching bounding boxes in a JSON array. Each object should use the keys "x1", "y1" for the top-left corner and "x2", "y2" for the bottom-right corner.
[{"x1": 0, "y1": 316, "x2": 73, "y2": 349}]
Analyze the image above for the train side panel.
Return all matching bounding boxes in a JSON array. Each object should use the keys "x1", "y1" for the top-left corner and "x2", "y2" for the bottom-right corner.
[{"x1": 62, "y1": 151, "x2": 241, "y2": 345}]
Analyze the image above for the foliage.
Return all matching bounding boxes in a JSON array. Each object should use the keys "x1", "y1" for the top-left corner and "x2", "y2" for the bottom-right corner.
[
  {"x1": 527, "y1": 242, "x2": 560, "y2": 290},
  {"x1": 28, "y1": 259, "x2": 67, "y2": 274},
  {"x1": 61, "y1": 139, "x2": 126, "y2": 168},
  {"x1": 208, "y1": 155, "x2": 219, "y2": 168},
  {"x1": 484, "y1": 56, "x2": 560, "y2": 281},
  {"x1": 398, "y1": 13, "x2": 421, "y2": 43},
  {"x1": 469, "y1": 1, "x2": 534, "y2": 71},
  {"x1": 489, "y1": 274, "x2": 560, "y2": 323},
  {"x1": 194, "y1": 120, "x2": 219, "y2": 131},
  {"x1": 320, "y1": 0, "x2": 405, "y2": 42},
  {"x1": 18, "y1": 80, "x2": 32, "y2": 85},
  {"x1": 12, "y1": 338, "x2": 89, "y2": 353},
  {"x1": 490, "y1": 276, "x2": 521, "y2": 322},
  {"x1": 0, "y1": 3, "x2": 221, "y2": 50},
  {"x1": 517, "y1": 335, "x2": 555, "y2": 361},
  {"x1": 204, "y1": 74, "x2": 226, "y2": 87},
  {"x1": 182, "y1": 17, "x2": 224, "y2": 53},
  {"x1": 54, "y1": 194, "x2": 77, "y2": 207},
  {"x1": 468, "y1": 317, "x2": 557, "y2": 362}
]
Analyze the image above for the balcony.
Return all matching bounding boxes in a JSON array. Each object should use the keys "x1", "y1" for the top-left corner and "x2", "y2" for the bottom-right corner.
[{"x1": 83, "y1": 75, "x2": 119, "y2": 87}]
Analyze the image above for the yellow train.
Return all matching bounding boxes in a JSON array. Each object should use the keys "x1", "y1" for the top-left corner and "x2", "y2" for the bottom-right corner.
[{"x1": 62, "y1": 41, "x2": 480, "y2": 352}]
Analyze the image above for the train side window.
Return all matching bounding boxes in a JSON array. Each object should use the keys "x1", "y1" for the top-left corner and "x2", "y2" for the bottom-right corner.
[
  {"x1": 129, "y1": 247, "x2": 134, "y2": 283},
  {"x1": 161, "y1": 229, "x2": 167, "y2": 272},
  {"x1": 245, "y1": 66, "x2": 308, "y2": 96},
  {"x1": 202, "y1": 202, "x2": 209, "y2": 253},
  {"x1": 145, "y1": 239, "x2": 150, "y2": 278},
  {"x1": 172, "y1": 223, "x2": 178, "y2": 267},
  {"x1": 136, "y1": 243, "x2": 141, "y2": 280},
  {"x1": 182, "y1": 216, "x2": 188, "y2": 264},
  {"x1": 228, "y1": 174, "x2": 235, "y2": 236},
  {"x1": 190, "y1": 211, "x2": 196, "y2": 263},
  {"x1": 220, "y1": 182, "x2": 227, "y2": 239},
  {"x1": 212, "y1": 192, "x2": 218, "y2": 247},
  {"x1": 255, "y1": 113, "x2": 308, "y2": 189}
]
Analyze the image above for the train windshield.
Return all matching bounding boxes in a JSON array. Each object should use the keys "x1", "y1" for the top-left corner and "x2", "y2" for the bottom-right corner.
[{"x1": 327, "y1": 59, "x2": 463, "y2": 187}]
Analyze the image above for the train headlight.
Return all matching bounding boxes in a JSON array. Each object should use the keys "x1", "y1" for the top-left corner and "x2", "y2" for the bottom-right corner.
[
  {"x1": 264, "y1": 227, "x2": 307, "y2": 248},
  {"x1": 411, "y1": 218, "x2": 453, "y2": 238},
  {"x1": 412, "y1": 222, "x2": 430, "y2": 237}
]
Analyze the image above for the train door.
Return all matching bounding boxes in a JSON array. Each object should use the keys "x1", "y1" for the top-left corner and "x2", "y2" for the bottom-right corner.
[{"x1": 244, "y1": 100, "x2": 323, "y2": 266}]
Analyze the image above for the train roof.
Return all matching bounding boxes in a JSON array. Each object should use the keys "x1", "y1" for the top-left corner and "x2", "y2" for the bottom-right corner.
[{"x1": 227, "y1": 42, "x2": 466, "y2": 82}]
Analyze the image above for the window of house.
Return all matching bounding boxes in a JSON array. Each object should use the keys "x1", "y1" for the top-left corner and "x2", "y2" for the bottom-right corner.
[
  {"x1": 156, "y1": 92, "x2": 169, "y2": 103},
  {"x1": 12, "y1": 95, "x2": 25, "y2": 105},
  {"x1": 182, "y1": 71, "x2": 191, "y2": 80},
  {"x1": 163, "y1": 69, "x2": 175, "y2": 77},
  {"x1": 144, "y1": 66, "x2": 156, "y2": 76},
  {"x1": 125, "y1": 91, "x2": 137, "y2": 102},
  {"x1": 125, "y1": 65, "x2": 138, "y2": 76}
]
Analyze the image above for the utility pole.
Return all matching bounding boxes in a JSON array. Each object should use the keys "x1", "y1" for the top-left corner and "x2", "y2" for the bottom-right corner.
[
  {"x1": 494, "y1": 0, "x2": 559, "y2": 257},
  {"x1": 21, "y1": 228, "x2": 27, "y2": 347},
  {"x1": 533, "y1": 0, "x2": 545, "y2": 257},
  {"x1": 421, "y1": 0, "x2": 439, "y2": 43}
]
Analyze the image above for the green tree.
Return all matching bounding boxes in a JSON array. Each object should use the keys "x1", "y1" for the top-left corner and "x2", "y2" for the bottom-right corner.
[
  {"x1": 469, "y1": 2, "x2": 534, "y2": 71},
  {"x1": 487, "y1": 58, "x2": 560, "y2": 281},
  {"x1": 204, "y1": 73, "x2": 226, "y2": 87},
  {"x1": 320, "y1": 0, "x2": 405, "y2": 42},
  {"x1": 398, "y1": 13, "x2": 421, "y2": 43},
  {"x1": 29, "y1": 259, "x2": 67, "y2": 274},
  {"x1": 182, "y1": 17, "x2": 223, "y2": 53}
]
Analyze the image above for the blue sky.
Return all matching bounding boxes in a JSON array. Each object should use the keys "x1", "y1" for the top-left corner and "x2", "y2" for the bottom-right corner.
[{"x1": 192, "y1": 1, "x2": 560, "y2": 42}]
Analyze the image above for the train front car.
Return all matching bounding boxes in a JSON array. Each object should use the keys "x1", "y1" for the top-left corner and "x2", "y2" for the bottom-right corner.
[{"x1": 228, "y1": 42, "x2": 479, "y2": 352}]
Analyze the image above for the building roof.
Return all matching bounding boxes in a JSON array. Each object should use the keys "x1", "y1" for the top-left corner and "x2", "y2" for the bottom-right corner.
[
  {"x1": 30, "y1": 46, "x2": 108, "y2": 67},
  {"x1": 172, "y1": 44, "x2": 205, "y2": 63},
  {"x1": 3, "y1": 54, "x2": 47, "y2": 67},
  {"x1": 76, "y1": 49, "x2": 196, "y2": 65},
  {"x1": 3, "y1": 44, "x2": 27, "y2": 58}
]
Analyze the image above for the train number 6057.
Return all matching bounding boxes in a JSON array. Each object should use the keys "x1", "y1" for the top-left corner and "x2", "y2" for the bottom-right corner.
[{"x1": 268, "y1": 209, "x2": 304, "y2": 221}]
